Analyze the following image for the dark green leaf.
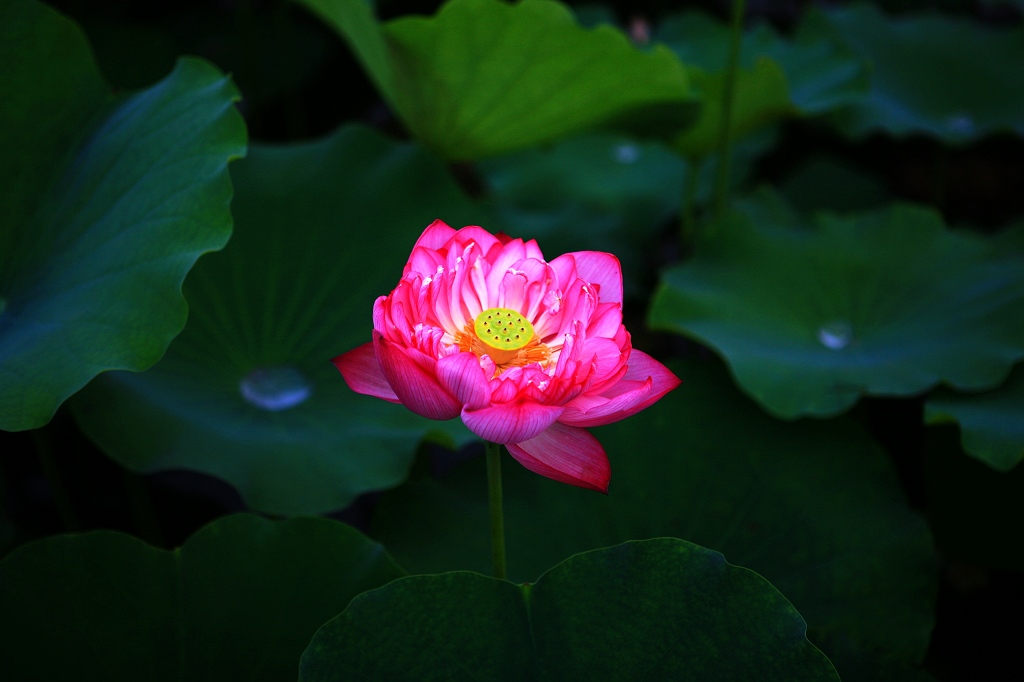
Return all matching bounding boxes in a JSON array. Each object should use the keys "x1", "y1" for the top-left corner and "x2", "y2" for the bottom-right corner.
[
  {"x1": 70, "y1": 125, "x2": 483, "y2": 515},
  {"x1": 480, "y1": 132, "x2": 684, "y2": 292},
  {"x1": 926, "y1": 363, "x2": 1024, "y2": 471},
  {"x1": 0, "y1": 0, "x2": 246, "y2": 431},
  {"x1": 295, "y1": 0, "x2": 695, "y2": 160},
  {"x1": 372, "y1": 357, "x2": 936, "y2": 676},
  {"x1": 810, "y1": 3, "x2": 1024, "y2": 142},
  {"x1": 0, "y1": 514, "x2": 404, "y2": 681},
  {"x1": 672, "y1": 57, "x2": 791, "y2": 158},
  {"x1": 300, "y1": 539, "x2": 839, "y2": 681},
  {"x1": 648, "y1": 190, "x2": 1024, "y2": 418},
  {"x1": 480, "y1": 129, "x2": 778, "y2": 293},
  {"x1": 655, "y1": 11, "x2": 868, "y2": 157}
]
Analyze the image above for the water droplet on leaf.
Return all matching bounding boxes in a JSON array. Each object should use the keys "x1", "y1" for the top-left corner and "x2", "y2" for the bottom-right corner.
[
  {"x1": 613, "y1": 144, "x2": 640, "y2": 164},
  {"x1": 818, "y1": 321, "x2": 853, "y2": 351},
  {"x1": 239, "y1": 366, "x2": 312, "y2": 411}
]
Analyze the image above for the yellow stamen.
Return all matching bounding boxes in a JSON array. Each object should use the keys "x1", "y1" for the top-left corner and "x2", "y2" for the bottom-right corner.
[{"x1": 456, "y1": 307, "x2": 551, "y2": 375}]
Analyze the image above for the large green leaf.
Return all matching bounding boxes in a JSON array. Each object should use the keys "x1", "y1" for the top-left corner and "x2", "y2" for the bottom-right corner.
[
  {"x1": 300, "y1": 539, "x2": 839, "y2": 681},
  {"x1": 295, "y1": 0, "x2": 695, "y2": 160},
  {"x1": 809, "y1": 3, "x2": 1024, "y2": 142},
  {"x1": 0, "y1": 0, "x2": 247, "y2": 431},
  {"x1": 70, "y1": 125, "x2": 483, "y2": 515},
  {"x1": 655, "y1": 11, "x2": 868, "y2": 157},
  {"x1": 648, "y1": 190, "x2": 1024, "y2": 418},
  {"x1": 0, "y1": 514, "x2": 404, "y2": 681},
  {"x1": 372, "y1": 357, "x2": 936, "y2": 678},
  {"x1": 926, "y1": 363, "x2": 1024, "y2": 471}
]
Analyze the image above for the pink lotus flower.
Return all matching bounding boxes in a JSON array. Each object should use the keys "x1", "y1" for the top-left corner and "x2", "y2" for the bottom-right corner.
[{"x1": 333, "y1": 220, "x2": 680, "y2": 492}]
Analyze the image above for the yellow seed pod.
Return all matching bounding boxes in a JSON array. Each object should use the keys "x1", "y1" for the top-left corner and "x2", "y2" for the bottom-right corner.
[{"x1": 474, "y1": 307, "x2": 535, "y2": 351}]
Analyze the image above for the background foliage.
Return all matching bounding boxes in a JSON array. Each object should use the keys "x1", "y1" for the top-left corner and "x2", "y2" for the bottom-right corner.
[{"x1": 2, "y1": 0, "x2": 1022, "y2": 679}]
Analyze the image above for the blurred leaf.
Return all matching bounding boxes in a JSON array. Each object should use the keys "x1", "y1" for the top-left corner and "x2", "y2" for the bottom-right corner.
[
  {"x1": 570, "y1": 3, "x2": 618, "y2": 29},
  {"x1": 480, "y1": 129, "x2": 777, "y2": 294},
  {"x1": 655, "y1": 11, "x2": 869, "y2": 157},
  {"x1": 0, "y1": 0, "x2": 246, "y2": 432},
  {"x1": 70, "y1": 125, "x2": 483, "y2": 515},
  {"x1": 780, "y1": 156, "x2": 889, "y2": 213},
  {"x1": 0, "y1": 514, "x2": 404, "y2": 681},
  {"x1": 809, "y1": 3, "x2": 1024, "y2": 142},
  {"x1": 648, "y1": 190, "x2": 1024, "y2": 418},
  {"x1": 673, "y1": 57, "x2": 792, "y2": 158},
  {"x1": 372, "y1": 357, "x2": 936, "y2": 677},
  {"x1": 295, "y1": 0, "x2": 695, "y2": 160},
  {"x1": 925, "y1": 424, "x2": 1024, "y2": 570},
  {"x1": 926, "y1": 364, "x2": 1024, "y2": 471},
  {"x1": 748, "y1": 15, "x2": 870, "y2": 115},
  {"x1": 480, "y1": 132, "x2": 683, "y2": 292},
  {"x1": 300, "y1": 539, "x2": 840, "y2": 681}
]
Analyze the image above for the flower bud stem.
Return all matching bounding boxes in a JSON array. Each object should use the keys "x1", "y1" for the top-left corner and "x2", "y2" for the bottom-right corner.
[
  {"x1": 485, "y1": 441, "x2": 507, "y2": 580},
  {"x1": 713, "y1": 0, "x2": 747, "y2": 222}
]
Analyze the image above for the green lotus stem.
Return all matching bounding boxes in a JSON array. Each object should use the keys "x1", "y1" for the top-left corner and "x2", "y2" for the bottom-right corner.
[
  {"x1": 713, "y1": 0, "x2": 747, "y2": 221},
  {"x1": 680, "y1": 162, "x2": 701, "y2": 248},
  {"x1": 485, "y1": 440, "x2": 507, "y2": 580}
]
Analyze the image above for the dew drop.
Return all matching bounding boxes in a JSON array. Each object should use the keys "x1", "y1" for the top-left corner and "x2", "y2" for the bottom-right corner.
[
  {"x1": 613, "y1": 144, "x2": 640, "y2": 164},
  {"x1": 239, "y1": 366, "x2": 312, "y2": 411},
  {"x1": 817, "y1": 321, "x2": 853, "y2": 351}
]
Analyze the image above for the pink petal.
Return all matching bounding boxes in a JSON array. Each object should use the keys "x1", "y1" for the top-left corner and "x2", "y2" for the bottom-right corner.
[
  {"x1": 461, "y1": 401, "x2": 564, "y2": 444},
  {"x1": 372, "y1": 295, "x2": 388, "y2": 335},
  {"x1": 506, "y1": 423, "x2": 610, "y2": 493},
  {"x1": 587, "y1": 302, "x2": 623, "y2": 339},
  {"x1": 332, "y1": 342, "x2": 400, "y2": 403},
  {"x1": 560, "y1": 350, "x2": 681, "y2": 427},
  {"x1": 485, "y1": 239, "x2": 527, "y2": 293},
  {"x1": 622, "y1": 349, "x2": 682, "y2": 389},
  {"x1": 405, "y1": 246, "x2": 445, "y2": 278},
  {"x1": 436, "y1": 352, "x2": 492, "y2": 410},
  {"x1": 578, "y1": 337, "x2": 628, "y2": 384},
  {"x1": 448, "y1": 244, "x2": 484, "y2": 324},
  {"x1": 497, "y1": 269, "x2": 529, "y2": 312},
  {"x1": 548, "y1": 253, "x2": 579, "y2": 292},
  {"x1": 374, "y1": 334, "x2": 461, "y2": 420},
  {"x1": 568, "y1": 251, "x2": 623, "y2": 305},
  {"x1": 515, "y1": 259, "x2": 552, "y2": 321},
  {"x1": 558, "y1": 379, "x2": 651, "y2": 427},
  {"x1": 488, "y1": 376, "x2": 521, "y2": 403},
  {"x1": 523, "y1": 239, "x2": 545, "y2": 261},
  {"x1": 414, "y1": 219, "x2": 457, "y2": 250},
  {"x1": 539, "y1": 281, "x2": 596, "y2": 340},
  {"x1": 452, "y1": 226, "x2": 501, "y2": 253}
]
